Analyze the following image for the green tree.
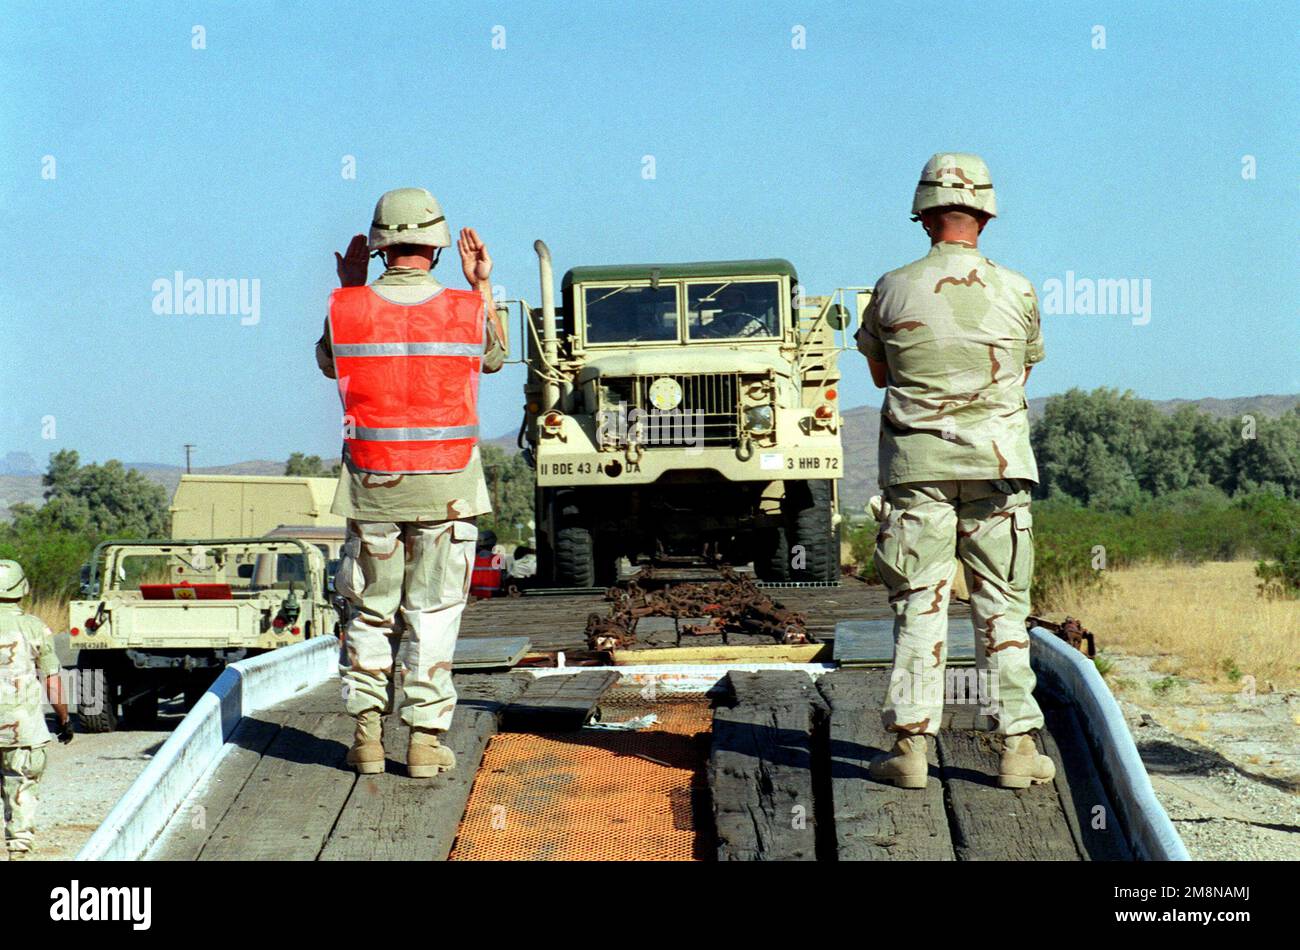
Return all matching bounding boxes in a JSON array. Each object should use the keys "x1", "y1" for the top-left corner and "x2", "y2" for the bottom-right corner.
[
  {"x1": 1229, "y1": 409, "x2": 1300, "y2": 500},
  {"x1": 479, "y1": 444, "x2": 533, "y2": 543},
  {"x1": 285, "y1": 452, "x2": 341, "y2": 477},
  {"x1": 1031, "y1": 388, "x2": 1156, "y2": 505},
  {"x1": 0, "y1": 450, "x2": 170, "y2": 598}
]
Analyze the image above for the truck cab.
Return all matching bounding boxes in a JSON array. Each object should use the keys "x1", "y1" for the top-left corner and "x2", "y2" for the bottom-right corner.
[{"x1": 519, "y1": 243, "x2": 865, "y2": 586}]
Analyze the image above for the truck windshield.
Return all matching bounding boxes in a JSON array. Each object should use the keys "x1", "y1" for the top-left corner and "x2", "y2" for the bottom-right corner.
[
  {"x1": 584, "y1": 285, "x2": 679, "y2": 344},
  {"x1": 687, "y1": 280, "x2": 781, "y2": 340}
]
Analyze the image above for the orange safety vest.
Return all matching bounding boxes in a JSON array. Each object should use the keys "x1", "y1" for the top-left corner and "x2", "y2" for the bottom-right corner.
[
  {"x1": 470, "y1": 551, "x2": 505, "y2": 599},
  {"x1": 329, "y1": 285, "x2": 485, "y2": 474}
]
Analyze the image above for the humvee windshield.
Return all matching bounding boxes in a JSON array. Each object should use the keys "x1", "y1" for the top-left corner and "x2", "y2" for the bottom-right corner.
[
  {"x1": 583, "y1": 285, "x2": 678, "y2": 344},
  {"x1": 110, "y1": 548, "x2": 232, "y2": 590},
  {"x1": 687, "y1": 280, "x2": 780, "y2": 339}
]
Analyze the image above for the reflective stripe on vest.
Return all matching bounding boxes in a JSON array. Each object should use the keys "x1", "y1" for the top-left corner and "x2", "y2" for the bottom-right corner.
[{"x1": 329, "y1": 285, "x2": 485, "y2": 474}]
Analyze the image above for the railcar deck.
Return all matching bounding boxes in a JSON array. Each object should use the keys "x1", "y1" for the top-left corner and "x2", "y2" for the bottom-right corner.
[{"x1": 148, "y1": 580, "x2": 1131, "y2": 861}]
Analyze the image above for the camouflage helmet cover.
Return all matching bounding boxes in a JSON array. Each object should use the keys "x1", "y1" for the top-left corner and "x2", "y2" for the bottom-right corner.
[
  {"x1": 368, "y1": 187, "x2": 453, "y2": 251},
  {"x1": 910, "y1": 152, "x2": 998, "y2": 221},
  {"x1": 0, "y1": 559, "x2": 29, "y2": 600}
]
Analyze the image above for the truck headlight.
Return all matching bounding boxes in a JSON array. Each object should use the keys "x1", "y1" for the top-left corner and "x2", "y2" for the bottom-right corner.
[
  {"x1": 744, "y1": 405, "x2": 774, "y2": 434},
  {"x1": 648, "y1": 377, "x2": 683, "y2": 411}
]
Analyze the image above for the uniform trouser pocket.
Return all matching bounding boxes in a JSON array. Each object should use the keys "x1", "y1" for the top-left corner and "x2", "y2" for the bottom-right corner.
[
  {"x1": 956, "y1": 487, "x2": 1042, "y2": 734},
  {"x1": 875, "y1": 486, "x2": 959, "y2": 737},
  {"x1": 397, "y1": 520, "x2": 477, "y2": 729},
  {"x1": 1, "y1": 746, "x2": 46, "y2": 841}
]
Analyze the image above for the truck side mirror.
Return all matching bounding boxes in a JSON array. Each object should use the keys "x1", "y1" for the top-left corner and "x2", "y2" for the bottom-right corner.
[{"x1": 826, "y1": 303, "x2": 849, "y2": 330}]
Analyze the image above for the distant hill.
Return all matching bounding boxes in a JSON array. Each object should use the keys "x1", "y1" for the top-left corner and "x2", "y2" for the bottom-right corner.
[
  {"x1": 2, "y1": 393, "x2": 1295, "y2": 521},
  {"x1": 0, "y1": 459, "x2": 304, "y2": 522}
]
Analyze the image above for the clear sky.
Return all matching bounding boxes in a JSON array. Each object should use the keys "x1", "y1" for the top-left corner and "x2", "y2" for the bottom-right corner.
[{"x1": 2, "y1": 2, "x2": 1296, "y2": 468}]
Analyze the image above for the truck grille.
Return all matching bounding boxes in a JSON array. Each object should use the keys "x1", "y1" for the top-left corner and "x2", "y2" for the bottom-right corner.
[{"x1": 637, "y1": 373, "x2": 739, "y2": 447}]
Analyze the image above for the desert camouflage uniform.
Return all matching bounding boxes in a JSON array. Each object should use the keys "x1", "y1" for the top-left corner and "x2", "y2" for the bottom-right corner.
[
  {"x1": 317, "y1": 266, "x2": 504, "y2": 729},
  {"x1": 0, "y1": 604, "x2": 58, "y2": 851},
  {"x1": 857, "y1": 238, "x2": 1045, "y2": 736}
]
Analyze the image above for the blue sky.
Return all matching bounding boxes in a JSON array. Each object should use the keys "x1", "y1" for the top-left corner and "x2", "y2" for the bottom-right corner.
[{"x1": 2, "y1": 1, "x2": 1296, "y2": 468}]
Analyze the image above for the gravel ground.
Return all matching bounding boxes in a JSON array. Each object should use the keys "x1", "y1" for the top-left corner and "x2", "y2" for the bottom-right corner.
[{"x1": 1107, "y1": 651, "x2": 1300, "y2": 861}]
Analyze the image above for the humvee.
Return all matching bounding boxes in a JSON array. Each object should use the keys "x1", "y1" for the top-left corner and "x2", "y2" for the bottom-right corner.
[
  {"x1": 68, "y1": 535, "x2": 340, "y2": 731},
  {"x1": 517, "y1": 241, "x2": 865, "y2": 587}
]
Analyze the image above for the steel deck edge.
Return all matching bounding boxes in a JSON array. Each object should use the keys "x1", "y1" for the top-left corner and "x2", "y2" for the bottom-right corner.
[
  {"x1": 1029, "y1": 626, "x2": 1190, "y2": 862},
  {"x1": 75, "y1": 635, "x2": 339, "y2": 861}
]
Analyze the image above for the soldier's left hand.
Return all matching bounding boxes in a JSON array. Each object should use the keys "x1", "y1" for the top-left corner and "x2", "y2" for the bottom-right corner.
[
  {"x1": 57, "y1": 721, "x2": 74, "y2": 744},
  {"x1": 458, "y1": 227, "x2": 492, "y2": 288}
]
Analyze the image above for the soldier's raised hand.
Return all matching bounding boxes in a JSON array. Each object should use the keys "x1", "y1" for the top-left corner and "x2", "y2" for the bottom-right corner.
[
  {"x1": 335, "y1": 234, "x2": 369, "y2": 287},
  {"x1": 458, "y1": 227, "x2": 492, "y2": 289}
]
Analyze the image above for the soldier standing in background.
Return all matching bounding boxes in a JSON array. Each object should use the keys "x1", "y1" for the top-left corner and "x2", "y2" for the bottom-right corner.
[
  {"x1": 317, "y1": 187, "x2": 506, "y2": 777},
  {"x1": 0, "y1": 560, "x2": 73, "y2": 858},
  {"x1": 856, "y1": 153, "x2": 1055, "y2": 790}
]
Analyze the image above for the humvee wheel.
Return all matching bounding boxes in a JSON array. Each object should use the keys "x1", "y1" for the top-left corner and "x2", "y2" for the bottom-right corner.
[{"x1": 75, "y1": 655, "x2": 119, "y2": 733}]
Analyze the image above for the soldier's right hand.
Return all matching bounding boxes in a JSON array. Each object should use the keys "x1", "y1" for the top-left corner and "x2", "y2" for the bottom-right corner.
[
  {"x1": 335, "y1": 234, "x2": 369, "y2": 287},
  {"x1": 57, "y1": 721, "x2": 74, "y2": 744}
]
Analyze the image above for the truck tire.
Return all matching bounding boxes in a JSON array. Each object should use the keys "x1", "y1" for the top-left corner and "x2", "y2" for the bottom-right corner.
[
  {"x1": 555, "y1": 525, "x2": 596, "y2": 588},
  {"x1": 753, "y1": 526, "x2": 791, "y2": 582},
  {"x1": 788, "y1": 479, "x2": 837, "y2": 582},
  {"x1": 76, "y1": 657, "x2": 119, "y2": 733}
]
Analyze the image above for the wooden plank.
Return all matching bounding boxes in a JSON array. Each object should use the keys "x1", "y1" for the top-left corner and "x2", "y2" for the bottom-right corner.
[
  {"x1": 816, "y1": 670, "x2": 955, "y2": 861},
  {"x1": 149, "y1": 716, "x2": 282, "y2": 860},
  {"x1": 197, "y1": 711, "x2": 357, "y2": 861},
  {"x1": 709, "y1": 670, "x2": 825, "y2": 861},
  {"x1": 611, "y1": 643, "x2": 830, "y2": 666},
  {"x1": 269, "y1": 679, "x2": 347, "y2": 714},
  {"x1": 501, "y1": 671, "x2": 620, "y2": 731},
  {"x1": 935, "y1": 725, "x2": 1081, "y2": 861},
  {"x1": 1041, "y1": 701, "x2": 1135, "y2": 861},
  {"x1": 319, "y1": 673, "x2": 531, "y2": 861}
]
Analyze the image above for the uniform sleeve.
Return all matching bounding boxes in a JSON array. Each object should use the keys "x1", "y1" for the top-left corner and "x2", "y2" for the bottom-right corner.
[
  {"x1": 316, "y1": 314, "x2": 337, "y2": 380},
  {"x1": 855, "y1": 282, "x2": 887, "y2": 362},
  {"x1": 482, "y1": 297, "x2": 507, "y2": 374},
  {"x1": 1023, "y1": 285, "x2": 1045, "y2": 365},
  {"x1": 33, "y1": 622, "x2": 59, "y2": 677}
]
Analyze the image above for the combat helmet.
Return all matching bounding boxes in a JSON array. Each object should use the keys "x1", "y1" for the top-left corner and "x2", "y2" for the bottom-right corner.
[
  {"x1": 368, "y1": 187, "x2": 452, "y2": 252},
  {"x1": 0, "y1": 560, "x2": 29, "y2": 600},
  {"x1": 911, "y1": 152, "x2": 997, "y2": 221}
]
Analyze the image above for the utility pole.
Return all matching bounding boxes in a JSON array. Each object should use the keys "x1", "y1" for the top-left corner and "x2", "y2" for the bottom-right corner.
[{"x1": 184, "y1": 444, "x2": 196, "y2": 474}]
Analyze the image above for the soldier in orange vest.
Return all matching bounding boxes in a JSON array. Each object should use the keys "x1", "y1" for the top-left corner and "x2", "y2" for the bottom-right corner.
[{"x1": 317, "y1": 187, "x2": 506, "y2": 777}]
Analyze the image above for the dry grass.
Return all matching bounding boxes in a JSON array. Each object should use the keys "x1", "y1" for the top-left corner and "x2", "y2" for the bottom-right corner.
[
  {"x1": 21, "y1": 595, "x2": 69, "y2": 633},
  {"x1": 1043, "y1": 560, "x2": 1300, "y2": 690}
]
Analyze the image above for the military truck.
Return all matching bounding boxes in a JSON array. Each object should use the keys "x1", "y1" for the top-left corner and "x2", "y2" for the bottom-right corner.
[
  {"x1": 517, "y1": 241, "x2": 866, "y2": 586},
  {"x1": 68, "y1": 536, "x2": 339, "y2": 731}
]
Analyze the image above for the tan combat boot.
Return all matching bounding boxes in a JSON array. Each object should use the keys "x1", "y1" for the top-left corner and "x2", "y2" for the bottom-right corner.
[
  {"x1": 999, "y1": 733, "x2": 1056, "y2": 788},
  {"x1": 346, "y1": 709, "x2": 385, "y2": 775},
  {"x1": 869, "y1": 735, "x2": 930, "y2": 789},
  {"x1": 406, "y1": 728, "x2": 456, "y2": 778}
]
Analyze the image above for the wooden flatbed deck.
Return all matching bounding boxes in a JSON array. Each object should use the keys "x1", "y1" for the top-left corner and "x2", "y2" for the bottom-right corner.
[{"x1": 148, "y1": 582, "x2": 1132, "y2": 860}]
